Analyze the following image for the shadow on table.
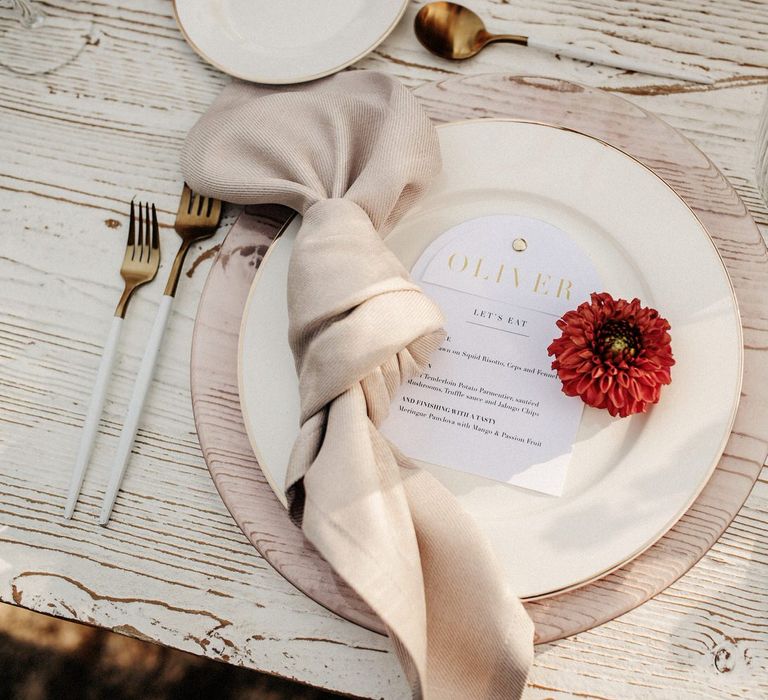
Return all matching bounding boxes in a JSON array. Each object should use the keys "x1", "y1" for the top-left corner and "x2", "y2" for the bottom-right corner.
[{"x1": 0, "y1": 603, "x2": 345, "y2": 700}]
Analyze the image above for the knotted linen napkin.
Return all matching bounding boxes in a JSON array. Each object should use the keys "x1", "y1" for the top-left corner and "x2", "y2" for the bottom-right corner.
[{"x1": 182, "y1": 71, "x2": 534, "y2": 699}]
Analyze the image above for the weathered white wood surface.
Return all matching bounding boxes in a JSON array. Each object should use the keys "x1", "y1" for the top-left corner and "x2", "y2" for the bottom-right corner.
[{"x1": 0, "y1": 1, "x2": 766, "y2": 698}]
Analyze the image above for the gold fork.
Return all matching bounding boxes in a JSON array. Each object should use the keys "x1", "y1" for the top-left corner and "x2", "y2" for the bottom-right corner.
[
  {"x1": 99, "y1": 185, "x2": 222, "y2": 525},
  {"x1": 65, "y1": 201, "x2": 160, "y2": 518}
]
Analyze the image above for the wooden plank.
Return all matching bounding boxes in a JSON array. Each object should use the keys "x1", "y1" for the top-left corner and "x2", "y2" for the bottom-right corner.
[{"x1": 0, "y1": 1, "x2": 767, "y2": 698}]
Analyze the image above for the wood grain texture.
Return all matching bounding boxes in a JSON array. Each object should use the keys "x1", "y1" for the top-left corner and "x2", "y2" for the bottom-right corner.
[{"x1": 1, "y1": 1, "x2": 767, "y2": 698}]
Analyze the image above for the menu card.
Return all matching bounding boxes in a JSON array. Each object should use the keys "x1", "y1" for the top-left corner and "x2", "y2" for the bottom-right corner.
[{"x1": 382, "y1": 215, "x2": 602, "y2": 496}]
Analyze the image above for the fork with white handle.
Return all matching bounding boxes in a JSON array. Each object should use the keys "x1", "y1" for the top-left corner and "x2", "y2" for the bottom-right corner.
[
  {"x1": 64, "y1": 201, "x2": 160, "y2": 518},
  {"x1": 98, "y1": 185, "x2": 222, "y2": 525}
]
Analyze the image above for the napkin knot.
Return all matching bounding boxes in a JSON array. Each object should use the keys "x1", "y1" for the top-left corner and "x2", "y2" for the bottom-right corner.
[{"x1": 289, "y1": 196, "x2": 445, "y2": 427}]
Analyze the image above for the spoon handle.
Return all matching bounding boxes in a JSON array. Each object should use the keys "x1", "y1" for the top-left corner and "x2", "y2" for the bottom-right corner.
[{"x1": 527, "y1": 36, "x2": 714, "y2": 85}]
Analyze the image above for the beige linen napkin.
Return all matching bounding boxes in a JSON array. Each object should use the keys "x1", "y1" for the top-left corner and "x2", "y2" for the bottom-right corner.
[{"x1": 182, "y1": 71, "x2": 533, "y2": 699}]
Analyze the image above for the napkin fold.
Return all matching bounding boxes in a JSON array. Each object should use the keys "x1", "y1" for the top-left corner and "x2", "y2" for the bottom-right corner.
[{"x1": 182, "y1": 71, "x2": 533, "y2": 699}]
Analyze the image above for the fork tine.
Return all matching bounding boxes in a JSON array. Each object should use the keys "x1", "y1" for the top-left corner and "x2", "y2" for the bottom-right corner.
[
  {"x1": 151, "y1": 203, "x2": 159, "y2": 257},
  {"x1": 128, "y1": 200, "x2": 136, "y2": 249},
  {"x1": 141, "y1": 202, "x2": 151, "y2": 263},
  {"x1": 125, "y1": 200, "x2": 137, "y2": 262},
  {"x1": 144, "y1": 202, "x2": 150, "y2": 262},
  {"x1": 138, "y1": 201, "x2": 144, "y2": 261},
  {"x1": 178, "y1": 184, "x2": 192, "y2": 217},
  {"x1": 208, "y1": 197, "x2": 222, "y2": 222},
  {"x1": 133, "y1": 202, "x2": 144, "y2": 262}
]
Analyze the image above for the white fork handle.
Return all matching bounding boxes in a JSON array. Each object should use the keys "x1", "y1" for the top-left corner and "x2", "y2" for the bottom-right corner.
[
  {"x1": 527, "y1": 37, "x2": 715, "y2": 85},
  {"x1": 99, "y1": 294, "x2": 173, "y2": 525},
  {"x1": 64, "y1": 316, "x2": 123, "y2": 518}
]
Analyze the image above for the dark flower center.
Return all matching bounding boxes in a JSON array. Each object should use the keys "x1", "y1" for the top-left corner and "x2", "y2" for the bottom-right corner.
[{"x1": 596, "y1": 319, "x2": 642, "y2": 361}]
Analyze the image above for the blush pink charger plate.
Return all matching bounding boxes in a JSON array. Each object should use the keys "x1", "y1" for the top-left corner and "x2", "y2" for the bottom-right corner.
[{"x1": 190, "y1": 75, "x2": 767, "y2": 643}]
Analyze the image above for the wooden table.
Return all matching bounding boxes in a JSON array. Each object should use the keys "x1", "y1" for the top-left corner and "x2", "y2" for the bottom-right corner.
[{"x1": 1, "y1": 1, "x2": 766, "y2": 698}]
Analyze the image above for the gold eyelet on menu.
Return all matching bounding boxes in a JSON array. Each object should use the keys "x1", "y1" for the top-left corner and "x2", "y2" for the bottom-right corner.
[{"x1": 512, "y1": 238, "x2": 527, "y2": 252}]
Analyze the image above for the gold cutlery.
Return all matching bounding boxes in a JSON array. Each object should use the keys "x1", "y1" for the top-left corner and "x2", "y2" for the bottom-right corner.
[
  {"x1": 99, "y1": 185, "x2": 222, "y2": 525},
  {"x1": 65, "y1": 201, "x2": 160, "y2": 518},
  {"x1": 415, "y1": 2, "x2": 714, "y2": 85}
]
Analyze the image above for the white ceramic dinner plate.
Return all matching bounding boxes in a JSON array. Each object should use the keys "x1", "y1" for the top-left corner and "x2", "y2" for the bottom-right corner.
[
  {"x1": 238, "y1": 120, "x2": 742, "y2": 599},
  {"x1": 173, "y1": 0, "x2": 408, "y2": 84}
]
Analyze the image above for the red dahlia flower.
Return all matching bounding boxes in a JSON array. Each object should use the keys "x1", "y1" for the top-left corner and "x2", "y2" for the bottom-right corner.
[{"x1": 547, "y1": 292, "x2": 674, "y2": 418}]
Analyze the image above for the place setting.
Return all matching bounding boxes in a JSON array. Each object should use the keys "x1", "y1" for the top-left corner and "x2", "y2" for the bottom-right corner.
[
  {"x1": 57, "y1": 2, "x2": 763, "y2": 698},
  {"x1": 190, "y1": 71, "x2": 760, "y2": 651}
]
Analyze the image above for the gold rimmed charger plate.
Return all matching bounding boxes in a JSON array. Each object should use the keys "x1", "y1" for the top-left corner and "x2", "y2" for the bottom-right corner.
[{"x1": 191, "y1": 75, "x2": 765, "y2": 640}]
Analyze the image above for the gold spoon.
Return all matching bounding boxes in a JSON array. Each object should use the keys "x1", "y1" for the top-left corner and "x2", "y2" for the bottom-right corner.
[{"x1": 414, "y1": 2, "x2": 713, "y2": 84}]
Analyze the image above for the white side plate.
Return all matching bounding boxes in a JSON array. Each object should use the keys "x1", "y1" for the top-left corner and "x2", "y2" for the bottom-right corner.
[
  {"x1": 173, "y1": 0, "x2": 408, "y2": 84},
  {"x1": 238, "y1": 120, "x2": 743, "y2": 599}
]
